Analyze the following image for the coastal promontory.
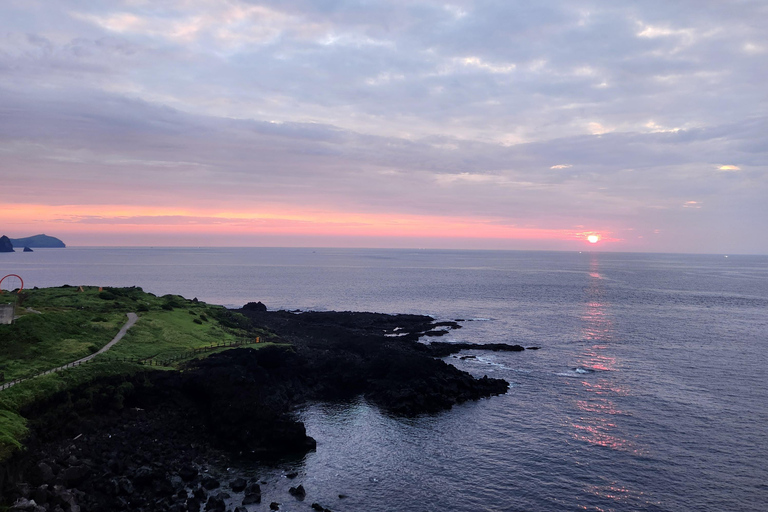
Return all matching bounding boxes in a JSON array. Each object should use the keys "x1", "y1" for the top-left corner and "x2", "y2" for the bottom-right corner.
[
  {"x1": 8, "y1": 234, "x2": 65, "y2": 248},
  {"x1": 0, "y1": 286, "x2": 525, "y2": 511}
]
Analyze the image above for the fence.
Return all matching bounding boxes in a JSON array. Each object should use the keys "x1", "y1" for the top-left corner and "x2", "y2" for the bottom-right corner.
[
  {"x1": 99, "y1": 336, "x2": 262, "y2": 366},
  {"x1": 0, "y1": 358, "x2": 95, "y2": 390},
  {"x1": 0, "y1": 337, "x2": 262, "y2": 391}
]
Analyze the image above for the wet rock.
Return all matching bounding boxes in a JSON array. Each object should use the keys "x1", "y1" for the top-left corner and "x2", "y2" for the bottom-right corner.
[
  {"x1": 179, "y1": 464, "x2": 198, "y2": 482},
  {"x1": 201, "y1": 476, "x2": 220, "y2": 490},
  {"x1": 425, "y1": 341, "x2": 525, "y2": 357},
  {"x1": 229, "y1": 477, "x2": 247, "y2": 492},
  {"x1": 285, "y1": 472, "x2": 298, "y2": 479},
  {"x1": 187, "y1": 497, "x2": 202, "y2": 512},
  {"x1": 289, "y1": 484, "x2": 306, "y2": 499},
  {"x1": 205, "y1": 494, "x2": 226, "y2": 512},
  {"x1": 269, "y1": 502, "x2": 280, "y2": 510},
  {"x1": 242, "y1": 492, "x2": 261, "y2": 505}
]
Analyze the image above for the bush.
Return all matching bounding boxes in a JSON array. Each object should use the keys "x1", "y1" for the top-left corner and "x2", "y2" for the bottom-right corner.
[
  {"x1": 137, "y1": 304, "x2": 149, "y2": 312},
  {"x1": 161, "y1": 304, "x2": 174, "y2": 311},
  {"x1": 193, "y1": 318, "x2": 203, "y2": 325},
  {"x1": 99, "y1": 291, "x2": 118, "y2": 301},
  {"x1": 161, "y1": 295, "x2": 187, "y2": 309}
]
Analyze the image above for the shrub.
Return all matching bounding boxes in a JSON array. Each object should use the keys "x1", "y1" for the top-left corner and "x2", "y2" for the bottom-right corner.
[
  {"x1": 99, "y1": 291, "x2": 118, "y2": 300},
  {"x1": 193, "y1": 318, "x2": 203, "y2": 325}
]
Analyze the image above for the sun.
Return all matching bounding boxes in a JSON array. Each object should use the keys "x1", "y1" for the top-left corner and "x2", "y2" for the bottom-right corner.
[{"x1": 587, "y1": 235, "x2": 599, "y2": 244}]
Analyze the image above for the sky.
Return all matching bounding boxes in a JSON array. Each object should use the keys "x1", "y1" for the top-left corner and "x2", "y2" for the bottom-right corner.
[{"x1": 1, "y1": 0, "x2": 766, "y2": 253}]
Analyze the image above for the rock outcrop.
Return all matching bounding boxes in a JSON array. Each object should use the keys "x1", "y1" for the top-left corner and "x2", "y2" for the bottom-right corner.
[{"x1": 0, "y1": 236, "x2": 14, "y2": 253}]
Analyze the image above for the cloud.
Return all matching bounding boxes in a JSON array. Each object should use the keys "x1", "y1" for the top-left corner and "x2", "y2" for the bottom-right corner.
[{"x1": 1, "y1": 0, "x2": 767, "y2": 253}]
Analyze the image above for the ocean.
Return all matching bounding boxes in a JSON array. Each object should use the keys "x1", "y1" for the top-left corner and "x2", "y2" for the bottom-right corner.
[{"x1": 3, "y1": 247, "x2": 768, "y2": 511}]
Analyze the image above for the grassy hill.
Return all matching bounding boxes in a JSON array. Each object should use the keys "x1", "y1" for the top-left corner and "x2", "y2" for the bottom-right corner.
[{"x1": 0, "y1": 285, "x2": 273, "y2": 461}]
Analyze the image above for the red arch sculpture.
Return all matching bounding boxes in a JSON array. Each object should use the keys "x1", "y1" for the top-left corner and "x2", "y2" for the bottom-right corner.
[{"x1": 0, "y1": 274, "x2": 24, "y2": 294}]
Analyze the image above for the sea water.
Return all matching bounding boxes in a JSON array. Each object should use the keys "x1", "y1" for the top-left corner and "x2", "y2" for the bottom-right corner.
[{"x1": 3, "y1": 248, "x2": 768, "y2": 511}]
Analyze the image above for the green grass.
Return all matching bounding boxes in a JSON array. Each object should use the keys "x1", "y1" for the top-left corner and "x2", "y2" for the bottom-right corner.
[
  {"x1": 0, "y1": 409, "x2": 26, "y2": 462},
  {"x1": 0, "y1": 310, "x2": 126, "y2": 381},
  {"x1": 107, "y1": 307, "x2": 242, "y2": 361},
  {"x1": 0, "y1": 285, "x2": 273, "y2": 462}
]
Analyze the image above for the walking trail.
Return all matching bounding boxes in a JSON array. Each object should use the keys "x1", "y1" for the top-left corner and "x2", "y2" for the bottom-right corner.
[{"x1": 0, "y1": 312, "x2": 138, "y2": 391}]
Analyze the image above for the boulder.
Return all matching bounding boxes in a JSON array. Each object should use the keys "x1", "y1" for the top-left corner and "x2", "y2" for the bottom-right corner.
[
  {"x1": 204, "y1": 494, "x2": 226, "y2": 512},
  {"x1": 229, "y1": 477, "x2": 247, "y2": 492},
  {"x1": 242, "y1": 492, "x2": 261, "y2": 505},
  {"x1": 288, "y1": 484, "x2": 306, "y2": 499},
  {"x1": 201, "y1": 476, "x2": 220, "y2": 490},
  {"x1": 179, "y1": 464, "x2": 198, "y2": 482}
]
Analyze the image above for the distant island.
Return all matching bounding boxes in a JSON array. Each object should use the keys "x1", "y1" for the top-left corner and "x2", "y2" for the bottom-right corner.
[{"x1": 6, "y1": 234, "x2": 66, "y2": 249}]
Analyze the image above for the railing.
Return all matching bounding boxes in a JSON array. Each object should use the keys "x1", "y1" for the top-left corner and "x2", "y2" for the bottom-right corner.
[
  {"x1": 0, "y1": 337, "x2": 262, "y2": 391},
  {"x1": 100, "y1": 336, "x2": 262, "y2": 366}
]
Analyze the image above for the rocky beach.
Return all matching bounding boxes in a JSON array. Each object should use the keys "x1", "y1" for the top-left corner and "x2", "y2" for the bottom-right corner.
[{"x1": 1, "y1": 306, "x2": 526, "y2": 512}]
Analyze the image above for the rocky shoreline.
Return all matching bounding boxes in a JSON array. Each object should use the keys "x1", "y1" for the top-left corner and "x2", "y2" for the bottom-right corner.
[{"x1": 1, "y1": 307, "x2": 531, "y2": 511}]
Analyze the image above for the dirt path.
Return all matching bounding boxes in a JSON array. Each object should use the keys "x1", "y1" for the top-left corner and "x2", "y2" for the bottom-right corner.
[{"x1": 0, "y1": 312, "x2": 138, "y2": 391}]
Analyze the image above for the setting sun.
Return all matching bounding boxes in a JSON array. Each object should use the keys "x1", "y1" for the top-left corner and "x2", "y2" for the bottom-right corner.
[{"x1": 587, "y1": 235, "x2": 600, "y2": 244}]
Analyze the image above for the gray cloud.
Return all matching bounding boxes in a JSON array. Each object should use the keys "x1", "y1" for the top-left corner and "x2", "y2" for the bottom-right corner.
[{"x1": 0, "y1": 0, "x2": 766, "y2": 253}]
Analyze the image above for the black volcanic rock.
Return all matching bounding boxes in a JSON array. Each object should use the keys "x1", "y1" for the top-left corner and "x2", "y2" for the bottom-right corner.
[
  {"x1": 234, "y1": 309, "x2": 511, "y2": 415},
  {"x1": 0, "y1": 236, "x2": 13, "y2": 253},
  {"x1": 22, "y1": 247, "x2": 33, "y2": 252},
  {"x1": 424, "y1": 342, "x2": 526, "y2": 358},
  {"x1": 0, "y1": 308, "x2": 519, "y2": 511},
  {"x1": 242, "y1": 301, "x2": 267, "y2": 311}
]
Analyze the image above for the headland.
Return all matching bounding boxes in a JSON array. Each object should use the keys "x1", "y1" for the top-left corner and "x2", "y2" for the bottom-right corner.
[{"x1": 0, "y1": 286, "x2": 530, "y2": 511}]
